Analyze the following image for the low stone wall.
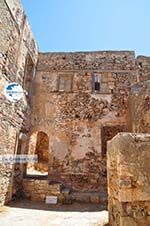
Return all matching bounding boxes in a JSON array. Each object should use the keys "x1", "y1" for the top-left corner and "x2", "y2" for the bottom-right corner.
[
  {"x1": 107, "y1": 133, "x2": 150, "y2": 226},
  {"x1": 23, "y1": 179, "x2": 61, "y2": 202},
  {"x1": 23, "y1": 178, "x2": 107, "y2": 205}
]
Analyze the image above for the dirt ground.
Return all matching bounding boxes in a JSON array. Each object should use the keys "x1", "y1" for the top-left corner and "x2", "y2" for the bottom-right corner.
[{"x1": 0, "y1": 200, "x2": 108, "y2": 226}]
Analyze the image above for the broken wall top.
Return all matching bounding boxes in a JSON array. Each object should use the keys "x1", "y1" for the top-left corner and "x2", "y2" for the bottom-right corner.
[{"x1": 37, "y1": 51, "x2": 135, "y2": 71}]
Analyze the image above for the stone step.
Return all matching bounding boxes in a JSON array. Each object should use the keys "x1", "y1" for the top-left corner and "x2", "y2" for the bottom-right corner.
[
  {"x1": 47, "y1": 182, "x2": 62, "y2": 195},
  {"x1": 69, "y1": 191, "x2": 108, "y2": 204},
  {"x1": 48, "y1": 181, "x2": 72, "y2": 197},
  {"x1": 48, "y1": 180, "x2": 107, "y2": 204}
]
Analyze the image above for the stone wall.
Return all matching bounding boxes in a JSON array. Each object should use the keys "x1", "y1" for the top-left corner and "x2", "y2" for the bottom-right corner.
[
  {"x1": 0, "y1": 0, "x2": 150, "y2": 207},
  {"x1": 26, "y1": 51, "x2": 137, "y2": 196},
  {"x1": 130, "y1": 80, "x2": 150, "y2": 133},
  {"x1": 0, "y1": 0, "x2": 38, "y2": 205},
  {"x1": 107, "y1": 133, "x2": 150, "y2": 226},
  {"x1": 23, "y1": 178, "x2": 107, "y2": 205},
  {"x1": 136, "y1": 56, "x2": 150, "y2": 82}
]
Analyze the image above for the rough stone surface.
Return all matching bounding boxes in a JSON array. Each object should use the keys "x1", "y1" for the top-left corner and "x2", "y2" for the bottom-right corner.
[
  {"x1": 107, "y1": 133, "x2": 150, "y2": 226},
  {"x1": 130, "y1": 80, "x2": 150, "y2": 133},
  {"x1": 27, "y1": 51, "x2": 136, "y2": 196},
  {"x1": 0, "y1": 0, "x2": 38, "y2": 205},
  {"x1": 22, "y1": 178, "x2": 107, "y2": 205},
  {"x1": 0, "y1": 0, "x2": 150, "y2": 215}
]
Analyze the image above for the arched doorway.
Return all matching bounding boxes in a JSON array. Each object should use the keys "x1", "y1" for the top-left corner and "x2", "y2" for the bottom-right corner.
[{"x1": 26, "y1": 131, "x2": 49, "y2": 176}]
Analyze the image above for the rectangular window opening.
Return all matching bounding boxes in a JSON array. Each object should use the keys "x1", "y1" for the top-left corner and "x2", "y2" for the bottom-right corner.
[
  {"x1": 93, "y1": 74, "x2": 101, "y2": 92},
  {"x1": 57, "y1": 73, "x2": 73, "y2": 92}
]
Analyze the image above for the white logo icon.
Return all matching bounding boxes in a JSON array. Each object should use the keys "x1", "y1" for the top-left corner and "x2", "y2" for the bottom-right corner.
[{"x1": 4, "y1": 82, "x2": 24, "y2": 102}]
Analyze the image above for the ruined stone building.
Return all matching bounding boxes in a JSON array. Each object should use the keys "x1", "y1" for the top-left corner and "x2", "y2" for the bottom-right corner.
[{"x1": 0, "y1": 0, "x2": 150, "y2": 225}]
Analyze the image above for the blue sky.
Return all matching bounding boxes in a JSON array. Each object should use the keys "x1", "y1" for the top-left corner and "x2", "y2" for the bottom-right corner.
[{"x1": 22, "y1": 0, "x2": 150, "y2": 56}]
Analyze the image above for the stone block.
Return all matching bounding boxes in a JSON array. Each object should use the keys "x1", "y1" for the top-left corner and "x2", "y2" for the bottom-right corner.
[
  {"x1": 108, "y1": 133, "x2": 150, "y2": 226},
  {"x1": 40, "y1": 194, "x2": 46, "y2": 200},
  {"x1": 120, "y1": 217, "x2": 137, "y2": 226},
  {"x1": 130, "y1": 80, "x2": 150, "y2": 133},
  {"x1": 48, "y1": 183, "x2": 62, "y2": 195}
]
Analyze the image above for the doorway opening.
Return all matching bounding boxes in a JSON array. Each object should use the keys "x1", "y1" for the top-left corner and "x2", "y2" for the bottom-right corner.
[
  {"x1": 26, "y1": 131, "x2": 49, "y2": 177},
  {"x1": 101, "y1": 125, "x2": 127, "y2": 156}
]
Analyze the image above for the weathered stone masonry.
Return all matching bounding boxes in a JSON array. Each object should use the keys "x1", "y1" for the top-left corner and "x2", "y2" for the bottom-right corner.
[
  {"x1": 23, "y1": 51, "x2": 149, "y2": 203},
  {"x1": 0, "y1": 0, "x2": 38, "y2": 205},
  {"x1": 29, "y1": 52, "x2": 135, "y2": 191},
  {"x1": 108, "y1": 133, "x2": 150, "y2": 226},
  {"x1": 107, "y1": 80, "x2": 150, "y2": 226},
  {"x1": 0, "y1": 0, "x2": 150, "y2": 214},
  {"x1": 130, "y1": 80, "x2": 150, "y2": 133}
]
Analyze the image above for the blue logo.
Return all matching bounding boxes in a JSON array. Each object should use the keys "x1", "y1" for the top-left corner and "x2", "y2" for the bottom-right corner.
[{"x1": 4, "y1": 83, "x2": 24, "y2": 102}]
